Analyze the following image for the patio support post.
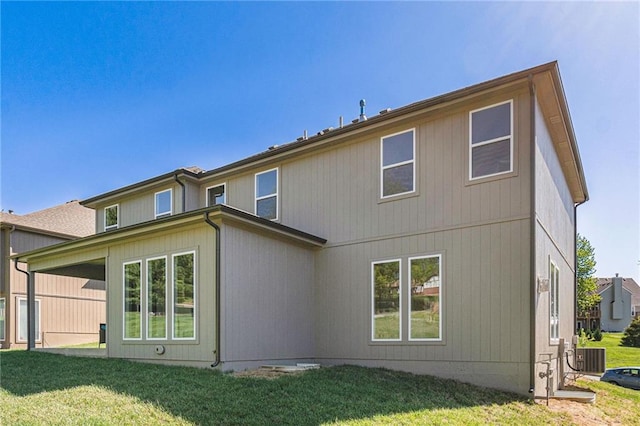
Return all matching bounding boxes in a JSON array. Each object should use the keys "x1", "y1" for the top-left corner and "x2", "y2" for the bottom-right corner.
[{"x1": 27, "y1": 270, "x2": 36, "y2": 350}]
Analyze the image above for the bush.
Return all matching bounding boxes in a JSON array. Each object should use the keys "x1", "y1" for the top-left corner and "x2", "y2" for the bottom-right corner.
[
  {"x1": 621, "y1": 317, "x2": 640, "y2": 347},
  {"x1": 592, "y1": 327, "x2": 603, "y2": 341}
]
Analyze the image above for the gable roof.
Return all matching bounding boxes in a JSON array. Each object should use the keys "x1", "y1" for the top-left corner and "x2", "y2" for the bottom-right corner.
[
  {"x1": 81, "y1": 61, "x2": 588, "y2": 208},
  {"x1": 596, "y1": 277, "x2": 640, "y2": 306},
  {"x1": 0, "y1": 200, "x2": 94, "y2": 238}
]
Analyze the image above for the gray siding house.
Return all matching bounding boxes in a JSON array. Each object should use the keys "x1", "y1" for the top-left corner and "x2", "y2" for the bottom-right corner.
[
  {"x1": 14, "y1": 62, "x2": 588, "y2": 397},
  {"x1": 597, "y1": 275, "x2": 640, "y2": 332}
]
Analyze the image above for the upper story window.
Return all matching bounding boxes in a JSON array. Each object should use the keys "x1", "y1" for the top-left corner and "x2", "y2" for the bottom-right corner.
[
  {"x1": 381, "y1": 129, "x2": 415, "y2": 198},
  {"x1": 255, "y1": 168, "x2": 278, "y2": 220},
  {"x1": 104, "y1": 204, "x2": 119, "y2": 230},
  {"x1": 155, "y1": 189, "x2": 172, "y2": 218},
  {"x1": 206, "y1": 184, "x2": 226, "y2": 206},
  {"x1": 469, "y1": 100, "x2": 513, "y2": 180}
]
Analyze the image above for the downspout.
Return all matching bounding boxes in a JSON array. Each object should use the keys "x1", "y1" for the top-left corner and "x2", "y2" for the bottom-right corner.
[
  {"x1": 528, "y1": 75, "x2": 537, "y2": 394},
  {"x1": 174, "y1": 173, "x2": 186, "y2": 213},
  {"x1": 204, "y1": 211, "x2": 221, "y2": 368},
  {"x1": 11, "y1": 226, "x2": 35, "y2": 350}
]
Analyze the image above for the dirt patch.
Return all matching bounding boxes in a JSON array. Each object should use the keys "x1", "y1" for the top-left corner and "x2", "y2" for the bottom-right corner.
[
  {"x1": 537, "y1": 384, "x2": 621, "y2": 426},
  {"x1": 232, "y1": 366, "x2": 317, "y2": 379}
]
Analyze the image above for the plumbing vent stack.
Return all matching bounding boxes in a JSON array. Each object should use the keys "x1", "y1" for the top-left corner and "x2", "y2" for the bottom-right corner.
[{"x1": 339, "y1": 116, "x2": 344, "y2": 128}]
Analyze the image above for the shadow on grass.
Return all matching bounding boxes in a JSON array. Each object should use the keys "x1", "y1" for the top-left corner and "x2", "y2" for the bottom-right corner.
[{"x1": 1, "y1": 350, "x2": 531, "y2": 425}]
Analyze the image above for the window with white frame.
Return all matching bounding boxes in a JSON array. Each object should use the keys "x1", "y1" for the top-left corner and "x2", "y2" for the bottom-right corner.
[
  {"x1": 155, "y1": 189, "x2": 172, "y2": 218},
  {"x1": 17, "y1": 297, "x2": 40, "y2": 342},
  {"x1": 255, "y1": 168, "x2": 278, "y2": 220},
  {"x1": 206, "y1": 184, "x2": 226, "y2": 206},
  {"x1": 0, "y1": 298, "x2": 5, "y2": 341},
  {"x1": 372, "y1": 259, "x2": 401, "y2": 341},
  {"x1": 469, "y1": 100, "x2": 513, "y2": 180},
  {"x1": 173, "y1": 251, "x2": 196, "y2": 339},
  {"x1": 147, "y1": 257, "x2": 167, "y2": 339},
  {"x1": 550, "y1": 259, "x2": 560, "y2": 342},
  {"x1": 123, "y1": 261, "x2": 142, "y2": 340},
  {"x1": 381, "y1": 129, "x2": 415, "y2": 198},
  {"x1": 409, "y1": 255, "x2": 442, "y2": 341},
  {"x1": 104, "y1": 204, "x2": 119, "y2": 230}
]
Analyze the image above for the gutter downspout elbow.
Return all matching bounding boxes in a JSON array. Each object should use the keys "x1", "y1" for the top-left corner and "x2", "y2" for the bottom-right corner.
[
  {"x1": 174, "y1": 173, "x2": 186, "y2": 213},
  {"x1": 204, "y1": 212, "x2": 221, "y2": 368}
]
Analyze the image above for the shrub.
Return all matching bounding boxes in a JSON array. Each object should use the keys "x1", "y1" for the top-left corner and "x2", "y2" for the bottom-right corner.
[
  {"x1": 592, "y1": 327, "x2": 603, "y2": 341},
  {"x1": 621, "y1": 317, "x2": 640, "y2": 348}
]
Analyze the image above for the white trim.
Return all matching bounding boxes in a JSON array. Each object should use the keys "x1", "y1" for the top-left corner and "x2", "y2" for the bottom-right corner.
[
  {"x1": 104, "y1": 204, "x2": 119, "y2": 230},
  {"x1": 468, "y1": 99, "x2": 513, "y2": 181},
  {"x1": 408, "y1": 254, "x2": 443, "y2": 342},
  {"x1": 254, "y1": 168, "x2": 279, "y2": 221},
  {"x1": 123, "y1": 260, "x2": 142, "y2": 341},
  {"x1": 380, "y1": 128, "x2": 416, "y2": 199},
  {"x1": 154, "y1": 189, "x2": 173, "y2": 218},
  {"x1": 0, "y1": 297, "x2": 5, "y2": 341},
  {"x1": 206, "y1": 183, "x2": 227, "y2": 206},
  {"x1": 16, "y1": 297, "x2": 41, "y2": 343},
  {"x1": 172, "y1": 251, "x2": 197, "y2": 340},
  {"x1": 146, "y1": 256, "x2": 168, "y2": 340},
  {"x1": 371, "y1": 258, "x2": 402, "y2": 342},
  {"x1": 549, "y1": 258, "x2": 560, "y2": 343}
]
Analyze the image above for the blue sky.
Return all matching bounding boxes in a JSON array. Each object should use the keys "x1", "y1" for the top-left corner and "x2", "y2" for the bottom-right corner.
[{"x1": 2, "y1": 2, "x2": 638, "y2": 282}]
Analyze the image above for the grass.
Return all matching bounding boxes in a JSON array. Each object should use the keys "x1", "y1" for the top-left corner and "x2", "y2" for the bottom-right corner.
[
  {"x1": 584, "y1": 332, "x2": 640, "y2": 368},
  {"x1": 1, "y1": 350, "x2": 637, "y2": 425}
]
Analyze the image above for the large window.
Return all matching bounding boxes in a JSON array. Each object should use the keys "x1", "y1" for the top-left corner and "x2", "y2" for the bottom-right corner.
[
  {"x1": 123, "y1": 261, "x2": 142, "y2": 340},
  {"x1": 0, "y1": 298, "x2": 5, "y2": 341},
  {"x1": 469, "y1": 100, "x2": 513, "y2": 180},
  {"x1": 147, "y1": 257, "x2": 167, "y2": 339},
  {"x1": 372, "y1": 259, "x2": 401, "y2": 341},
  {"x1": 105, "y1": 204, "x2": 119, "y2": 230},
  {"x1": 207, "y1": 184, "x2": 226, "y2": 206},
  {"x1": 381, "y1": 129, "x2": 415, "y2": 198},
  {"x1": 550, "y1": 259, "x2": 560, "y2": 342},
  {"x1": 409, "y1": 255, "x2": 442, "y2": 340},
  {"x1": 155, "y1": 189, "x2": 172, "y2": 218},
  {"x1": 17, "y1": 297, "x2": 40, "y2": 342},
  {"x1": 173, "y1": 252, "x2": 196, "y2": 339},
  {"x1": 255, "y1": 168, "x2": 278, "y2": 220}
]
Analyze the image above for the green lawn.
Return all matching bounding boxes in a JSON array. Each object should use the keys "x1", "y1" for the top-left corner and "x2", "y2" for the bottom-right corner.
[
  {"x1": 1, "y1": 350, "x2": 637, "y2": 425},
  {"x1": 584, "y1": 332, "x2": 640, "y2": 368}
]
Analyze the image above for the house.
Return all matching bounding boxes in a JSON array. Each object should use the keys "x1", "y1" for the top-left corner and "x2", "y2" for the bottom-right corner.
[
  {"x1": 0, "y1": 201, "x2": 105, "y2": 348},
  {"x1": 13, "y1": 61, "x2": 588, "y2": 397},
  {"x1": 577, "y1": 275, "x2": 640, "y2": 332}
]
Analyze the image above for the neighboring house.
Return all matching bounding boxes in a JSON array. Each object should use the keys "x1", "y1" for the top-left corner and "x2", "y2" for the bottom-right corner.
[
  {"x1": 0, "y1": 201, "x2": 106, "y2": 348},
  {"x1": 13, "y1": 61, "x2": 588, "y2": 397},
  {"x1": 578, "y1": 275, "x2": 640, "y2": 332}
]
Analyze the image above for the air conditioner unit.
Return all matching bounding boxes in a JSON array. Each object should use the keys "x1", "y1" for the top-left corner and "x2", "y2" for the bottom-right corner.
[{"x1": 576, "y1": 348, "x2": 606, "y2": 374}]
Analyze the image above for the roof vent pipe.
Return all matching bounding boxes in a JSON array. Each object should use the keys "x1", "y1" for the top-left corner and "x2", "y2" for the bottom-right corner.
[
  {"x1": 303, "y1": 130, "x2": 308, "y2": 140},
  {"x1": 339, "y1": 116, "x2": 344, "y2": 128},
  {"x1": 359, "y1": 99, "x2": 367, "y2": 122}
]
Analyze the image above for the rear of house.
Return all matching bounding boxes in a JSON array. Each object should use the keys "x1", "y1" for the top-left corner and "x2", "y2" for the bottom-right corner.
[{"x1": 14, "y1": 62, "x2": 587, "y2": 397}]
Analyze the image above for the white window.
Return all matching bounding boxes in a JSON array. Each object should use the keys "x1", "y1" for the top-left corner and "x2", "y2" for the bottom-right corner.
[
  {"x1": 372, "y1": 259, "x2": 402, "y2": 341},
  {"x1": 155, "y1": 189, "x2": 172, "y2": 218},
  {"x1": 206, "y1": 184, "x2": 226, "y2": 206},
  {"x1": 104, "y1": 204, "x2": 119, "y2": 230},
  {"x1": 550, "y1": 259, "x2": 560, "y2": 342},
  {"x1": 147, "y1": 257, "x2": 167, "y2": 340},
  {"x1": 469, "y1": 100, "x2": 513, "y2": 180},
  {"x1": 381, "y1": 129, "x2": 415, "y2": 198},
  {"x1": 17, "y1": 297, "x2": 40, "y2": 342},
  {"x1": 255, "y1": 168, "x2": 278, "y2": 220},
  {"x1": 173, "y1": 251, "x2": 196, "y2": 340},
  {"x1": 409, "y1": 255, "x2": 442, "y2": 341},
  {"x1": 123, "y1": 261, "x2": 142, "y2": 340},
  {"x1": 0, "y1": 298, "x2": 5, "y2": 341}
]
